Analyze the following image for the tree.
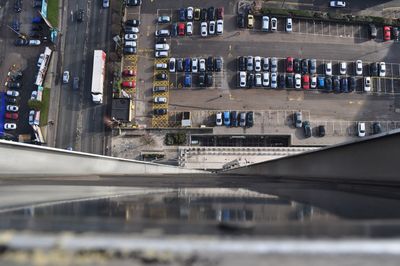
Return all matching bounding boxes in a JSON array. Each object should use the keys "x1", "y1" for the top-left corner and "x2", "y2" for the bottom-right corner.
[{"x1": 28, "y1": 99, "x2": 43, "y2": 111}]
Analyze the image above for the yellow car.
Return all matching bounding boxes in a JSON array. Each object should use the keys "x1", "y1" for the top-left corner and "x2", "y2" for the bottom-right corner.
[
  {"x1": 247, "y1": 14, "x2": 254, "y2": 28},
  {"x1": 194, "y1": 8, "x2": 201, "y2": 20}
]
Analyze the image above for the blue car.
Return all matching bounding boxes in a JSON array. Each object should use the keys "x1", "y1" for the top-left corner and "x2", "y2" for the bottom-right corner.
[
  {"x1": 184, "y1": 58, "x2": 191, "y2": 72},
  {"x1": 317, "y1": 76, "x2": 325, "y2": 89},
  {"x1": 171, "y1": 23, "x2": 178, "y2": 37},
  {"x1": 223, "y1": 111, "x2": 230, "y2": 126},
  {"x1": 179, "y1": 8, "x2": 186, "y2": 21},
  {"x1": 184, "y1": 73, "x2": 191, "y2": 87}
]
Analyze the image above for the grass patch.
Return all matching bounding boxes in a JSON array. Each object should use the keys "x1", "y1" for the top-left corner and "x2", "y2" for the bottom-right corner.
[
  {"x1": 47, "y1": 0, "x2": 59, "y2": 28},
  {"x1": 40, "y1": 88, "x2": 51, "y2": 126}
]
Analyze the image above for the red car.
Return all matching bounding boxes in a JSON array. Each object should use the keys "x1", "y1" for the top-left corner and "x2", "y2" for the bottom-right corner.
[
  {"x1": 217, "y1": 7, "x2": 224, "y2": 19},
  {"x1": 302, "y1": 75, "x2": 310, "y2": 90},
  {"x1": 384, "y1": 26, "x2": 391, "y2": 41},
  {"x1": 178, "y1": 23, "x2": 185, "y2": 36},
  {"x1": 121, "y1": 81, "x2": 136, "y2": 88},
  {"x1": 5, "y1": 112, "x2": 18, "y2": 120},
  {"x1": 122, "y1": 69, "x2": 136, "y2": 76},
  {"x1": 286, "y1": 57, "x2": 294, "y2": 72}
]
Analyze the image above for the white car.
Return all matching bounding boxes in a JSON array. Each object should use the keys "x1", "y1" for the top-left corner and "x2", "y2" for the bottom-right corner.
[
  {"x1": 271, "y1": 17, "x2": 277, "y2": 31},
  {"x1": 191, "y1": 58, "x2": 198, "y2": 73},
  {"x1": 286, "y1": 18, "x2": 293, "y2": 32},
  {"x1": 209, "y1": 21, "x2": 216, "y2": 35},
  {"x1": 155, "y1": 63, "x2": 167, "y2": 70},
  {"x1": 155, "y1": 43, "x2": 169, "y2": 51},
  {"x1": 364, "y1": 77, "x2": 371, "y2": 92},
  {"x1": 37, "y1": 53, "x2": 45, "y2": 67},
  {"x1": 311, "y1": 76, "x2": 317, "y2": 89},
  {"x1": 379, "y1": 62, "x2": 386, "y2": 77},
  {"x1": 154, "y1": 97, "x2": 167, "y2": 104},
  {"x1": 271, "y1": 73, "x2": 277, "y2": 88},
  {"x1": 254, "y1": 56, "x2": 262, "y2": 72},
  {"x1": 216, "y1": 112, "x2": 222, "y2": 126},
  {"x1": 63, "y1": 71, "x2": 70, "y2": 83},
  {"x1": 155, "y1": 29, "x2": 170, "y2": 36},
  {"x1": 157, "y1": 16, "x2": 170, "y2": 23},
  {"x1": 28, "y1": 110, "x2": 35, "y2": 125},
  {"x1": 169, "y1": 58, "x2": 176, "y2": 73},
  {"x1": 357, "y1": 122, "x2": 366, "y2": 137},
  {"x1": 125, "y1": 41, "x2": 137, "y2": 47},
  {"x1": 201, "y1": 22, "x2": 208, "y2": 37},
  {"x1": 239, "y1": 71, "x2": 247, "y2": 87},
  {"x1": 262, "y1": 72, "x2": 270, "y2": 87},
  {"x1": 103, "y1": 0, "x2": 109, "y2": 8},
  {"x1": 186, "y1": 22, "x2": 193, "y2": 35},
  {"x1": 325, "y1": 62, "x2": 332, "y2": 76},
  {"x1": 29, "y1": 40, "x2": 41, "y2": 46},
  {"x1": 186, "y1": 7, "x2": 194, "y2": 20},
  {"x1": 6, "y1": 105, "x2": 18, "y2": 112},
  {"x1": 262, "y1": 16, "x2": 269, "y2": 31},
  {"x1": 124, "y1": 34, "x2": 138, "y2": 40},
  {"x1": 199, "y1": 58, "x2": 206, "y2": 72},
  {"x1": 330, "y1": 1, "x2": 346, "y2": 7},
  {"x1": 295, "y1": 74, "x2": 301, "y2": 89},
  {"x1": 30, "y1": 90, "x2": 38, "y2": 100},
  {"x1": 255, "y1": 73, "x2": 262, "y2": 87},
  {"x1": 340, "y1": 61, "x2": 347, "y2": 75},
  {"x1": 4, "y1": 123, "x2": 16, "y2": 130},
  {"x1": 355, "y1": 60, "x2": 363, "y2": 76},
  {"x1": 216, "y1": 19, "x2": 223, "y2": 35},
  {"x1": 6, "y1": 90, "x2": 19, "y2": 97},
  {"x1": 155, "y1": 51, "x2": 168, "y2": 58},
  {"x1": 247, "y1": 56, "x2": 254, "y2": 71},
  {"x1": 270, "y1": 57, "x2": 278, "y2": 72}
]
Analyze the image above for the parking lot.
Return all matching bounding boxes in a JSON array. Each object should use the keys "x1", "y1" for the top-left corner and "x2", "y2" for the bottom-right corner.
[{"x1": 134, "y1": 0, "x2": 400, "y2": 141}]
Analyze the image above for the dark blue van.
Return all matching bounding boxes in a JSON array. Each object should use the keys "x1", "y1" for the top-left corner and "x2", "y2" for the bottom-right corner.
[
  {"x1": 318, "y1": 76, "x2": 325, "y2": 89},
  {"x1": 179, "y1": 8, "x2": 186, "y2": 21},
  {"x1": 184, "y1": 73, "x2": 191, "y2": 87},
  {"x1": 184, "y1": 58, "x2": 191, "y2": 72}
]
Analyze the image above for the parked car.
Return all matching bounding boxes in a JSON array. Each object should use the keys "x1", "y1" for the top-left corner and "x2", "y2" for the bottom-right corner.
[
  {"x1": 169, "y1": 58, "x2": 176, "y2": 72},
  {"x1": 6, "y1": 97, "x2": 17, "y2": 104},
  {"x1": 6, "y1": 90, "x2": 19, "y2": 97},
  {"x1": 303, "y1": 121, "x2": 312, "y2": 138},
  {"x1": 271, "y1": 17, "x2": 277, "y2": 31},
  {"x1": 286, "y1": 57, "x2": 293, "y2": 72},
  {"x1": 5, "y1": 112, "x2": 18, "y2": 120},
  {"x1": 201, "y1": 22, "x2": 208, "y2": 37},
  {"x1": 103, "y1": 0, "x2": 109, "y2": 8},
  {"x1": 325, "y1": 77, "x2": 333, "y2": 92},
  {"x1": 73, "y1": 77, "x2": 79, "y2": 90},
  {"x1": 254, "y1": 56, "x2": 261, "y2": 72},
  {"x1": 379, "y1": 62, "x2": 386, "y2": 77},
  {"x1": 247, "y1": 14, "x2": 254, "y2": 28},
  {"x1": 341, "y1": 77, "x2": 348, "y2": 93},
  {"x1": 238, "y1": 56, "x2": 246, "y2": 71},
  {"x1": 262, "y1": 57, "x2": 269, "y2": 71},
  {"x1": 369, "y1": 24, "x2": 377, "y2": 39},
  {"x1": 28, "y1": 110, "x2": 35, "y2": 125},
  {"x1": 246, "y1": 112, "x2": 254, "y2": 127},
  {"x1": 209, "y1": 20, "x2": 216, "y2": 35},
  {"x1": 325, "y1": 61, "x2": 332, "y2": 76},
  {"x1": 184, "y1": 58, "x2": 191, "y2": 72},
  {"x1": 217, "y1": 7, "x2": 224, "y2": 19},
  {"x1": 199, "y1": 58, "x2": 206, "y2": 72},
  {"x1": 155, "y1": 43, "x2": 169, "y2": 51},
  {"x1": 171, "y1": 23, "x2": 178, "y2": 37},
  {"x1": 125, "y1": 26, "x2": 139, "y2": 34},
  {"x1": 239, "y1": 71, "x2": 247, "y2": 87},
  {"x1": 348, "y1": 77, "x2": 356, "y2": 92},
  {"x1": 14, "y1": 0, "x2": 22, "y2": 12},
  {"x1": 77, "y1": 9, "x2": 84, "y2": 22},
  {"x1": 255, "y1": 73, "x2": 262, "y2": 87},
  {"x1": 286, "y1": 74, "x2": 294, "y2": 88},
  {"x1": 126, "y1": 0, "x2": 141, "y2": 6},
  {"x1": 247, "y1": 73, "x2": 254, "y2": 88},
  {"x1": 155, "y1": 29, "x2": 170, "y2": 36},
  {"x1": 286, "y1": 18, "x2": 292, "y2": 32},
  {"x1": 262, "y1": 16, "x2": 269, "y2": 31},
  {"x1": 154, "y1": 109, "x2": 168, "y2": 116},
  {"x1": 155, "y1": 63, "x2": 168, "y2": 70},
  {"x1": 124, "y1": 47, "x2": 137, "y2": 54},
  {"x1": 154, "y1": 51, "x2": 168, "y2": 58},
  {"x1": 357, "y1": 122, "x2": 366, "y2": 137},
  {"x1": 231, "y1": 111, "x2": 238, "y2": 127},
  {"x1": 372, "y1": 122, "x2": 382, "y2": 134},
  {"x1": 122, "y1": 69, "x2": 136, "y2": 76},
  {"x1": 14, "y1": 39, "x2": 28, "y2": 46},
  {"x1": 294, "y1": 112, "x2": 302, "y2": 128},
  {"x1": 187, "y1": 22, "x2": 193, "y2": 35},
  {"x1": 201, "y1": 8, "x2": 208, "y2": 21},
  {"x1": 177, "y1": 58, "x2": 184, "y2": 72},
  {"x1": 194, "y1": 8, "x2": 201, "y2": 20},
  {"x1": 214, "y1": 57, "x2": 223, "y2": 72},
  {"x1": 330, "y1": 1, "x2": 346, "y2": 7},
  {"x1": 125, "y1": 41, "x2": 137, "y2": 48},
  {"x1": 364, "y1": 77, "x2": 371, "y2": 92},
  {"x1": 30, "y1": 90, "x2": 38, "y2": 100},
  {"x1": 391, "y1": 27, "x2": 399, "y2": 40},
  {"x1": 184, "y1": 73, "x2": 192, "y2": 87},
  {"x1": 237, "y1": 13, "x2": 245, "y2": 28},
  {"x1": 121, "y1": 81, "x2": 136, "y2": 88},
  {"x1": 318, "y1": 125, "x2": 326, "y2": 137},
  {"x1": 178, "y1": 23, "x2": 185, "y2": 36},
  {"x1": 270, "y1": 57, "x2": 278, "y2": 72},
  {"x1": 216, "y1": 112, "x2": 222, "y2": 126},
  {"x1": 154, "y1": 97, "x2": 167, "y2": 104},
  {"x1": 333, "y1": 76, "x2": 340, "y2": 93},
  {"x1": 355, "y1": 60, "x2": 363, "y2": 76},
  {"x1": 270, "y1": 73, "x2": 277, "y2": 88},
  {"x1": 294, "y1": 58, "x2": 301, "y2": 73},
  {"x1": 318, "y1": 76, "x2": 325, "y2": 89},
  {"x1": 198, "y1": 73, "x2": 206, "y2": 87},
  {"x1": 4, "y1": 123, "x2": 17, "y2": 130},
  {"x1": 309, "y1": 59, "x2": 317, "y2": 74},
  {"x1": 384, "y1": 26, "x2": 391, "y2": 41},
  {"x1": 152, "y1": 86, "x2": 168, "y2": 93},
  {"x1": 339, "y1": 61, "x2": 347, "y2": 75},
  {"x1": 294, "y1": 74, "x2": 301, "y2": 89},
  {"x1": 206, "y1": 57, "x2": 214, "y2": 71},
  {"x1": 239, "y1": 112, "x2": 246, "y2": 127},
  {"x1": 310, "y1": 76, "x2": 317, "y2": 89},
  {"x1": 6, "y1": 105, "x2": 19, "y2": 112},
  {"x1": 156, "y1": 73, "x2": 168, "y2": 80},
  {"x1": 301, "y1": 59, "x2": 309, "y2": 74},
  {"x1": 302, "y1": 74, "x2": 310, "y2": 90},
  {"x1": 6, "y1": 82, "x2": 21, "y2": 89},
  {"x1": 370, "y1": 62, "x2": 379, "y2": 76},
  {"x1": 126, "y1": 19, "x2": 140, "y2": 26},
  {"x1": 157, "y1": 16, "x2": 170, "y2": 23},
  {"x1": 247, "y1": 56, "x2": 254, "y2": 71},
  {"x1": 208, "y1": 6, "x2": 215, "y2": 20},
  {"x1": 178, "y1": 8, "x2": 186, "y2": 21},
  {"x1": 216, "y1": 19, "x2": 223, "y2": 35},
  {"x1": 125, "y1": 34, "x2": 137, "y2": 40},
  {"x1": 223, "y1": 111, "x2": 230, "y2": 126},
  {"x1": 262, "y1": 72, "x2": 270, "y2": 87},
  {"x1": 63, "y1": 71, "x2": 70, "y2": 83}
]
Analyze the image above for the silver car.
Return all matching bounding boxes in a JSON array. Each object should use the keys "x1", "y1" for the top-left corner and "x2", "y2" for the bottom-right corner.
[
  {"x1": 294, "y1": 112, "x2": 302, "y2": 128},
  {"x1": 270, "y1": 57, "x2": 278, "y2": 72}
]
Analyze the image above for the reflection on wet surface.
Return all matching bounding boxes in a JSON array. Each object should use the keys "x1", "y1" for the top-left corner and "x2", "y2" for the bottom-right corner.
[{"x1": 2, "y1": 185, "x2": 400, "y2": 238}]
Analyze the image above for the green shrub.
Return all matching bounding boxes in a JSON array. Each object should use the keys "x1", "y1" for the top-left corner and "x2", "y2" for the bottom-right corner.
[{"x1": 165, "y1": 133, "x2": 187, "y2": 145}]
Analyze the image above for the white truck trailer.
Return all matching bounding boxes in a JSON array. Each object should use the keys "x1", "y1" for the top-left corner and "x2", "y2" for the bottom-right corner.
[{"x1": 91, "y1": 50, "x2": 106, "y2": 104}]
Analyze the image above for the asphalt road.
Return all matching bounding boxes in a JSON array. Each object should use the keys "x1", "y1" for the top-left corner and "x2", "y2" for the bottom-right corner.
[{"x1": 56, "y1": 0, "x2": 111, "y2": 154}]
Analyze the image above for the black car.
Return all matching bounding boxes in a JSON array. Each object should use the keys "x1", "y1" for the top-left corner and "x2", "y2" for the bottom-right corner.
[
  {"x1": 247, "y1": 73, "x2": 254, "y2": 88},
  {"x1": 318, "y1": 125, "x2": 325, "y2": 137},
  {"x1": 246, "y1": 112, "x2": 254, "y2": 127},
  {"x1": 126, "y1": 19, "x2": 140, "y2": 26},
  {"x1": 14, "y1": 39, "x2": 28, "y2": 46},
  {"x1": 7, "y1": 82, "x2": 21, "y2": 89},
  {"x1": 278, "y1": 74, "x2": 285, "y2": 88},
  {"x1": 77, "y1": 9, "x2": 84, "y2": 22},
  {"x1": 201, "y1": 8, "x2": 207, "y2": 21},
  {"x1": 208, "y1": 7, "x2": 215, "y2": 20},
  {"x1": 152, "y1": 86, "x2": 168, "y2": 93},
  {"x1": 238, "y1": 56, "x2": 246, "y2": 71},
  {"x1": 294, "y1": 58, "x2": 301, "y2": 73},
  {"x1": 392, "y1": 27, "x2": 399, "y2": 40},
  {"x1": 237, "y1": 13, "x2": 245, "y2": 28},
  {"x1": 198, "y1": 73, "x2": 206, "y2": 87},
  {"x1": 303, "y1": 121, "x2": 311, "y2": 138},
  {"x1": 123, "y1": 47, "x2": 136, "y2": 54},
  {"x1": 206, "y1": 73, "x2": 213, "y2": 87},
  {"x1": 171, "y1": 23, "x2": 178, "y2": 37},
  {"x1": 73, "y1": 77, "x2": 80, "y2": 90},
  {"x1": 33, "y1": 0, "x2": 42, "y2": 8},
  {"x1": 14, "y1": 0, "x2": 22, "y2": 12},
  {"x1": 126, "y1": 0, "x2": 141, "y2": 6},
  {"x1": 206, "y1": 56, "x2": 214, "y2": 71},
  {"x1": 301, "y1": 59, "x2": 309, "y2": 74},
  {"x1": 333, "y1": 76, "x2": 340, "y2": 93},
  {"x1": 156, "y1": 37, "x2": 167, "y2": 44},
  {"x1": 325, "y1": 77, "x2": 333, "y2": 92},
  {"x1": 348, "y1": 77, "x2": 356, "y2": 92},
  {"x1": 214, "y1": 57, "x2": 223, "y2": 72},
  {"x1": 372, "y1": 122, "x2": 382, "y2": 134},
  {"x1": 370, "y1": 62, "x2": 379, "y2": 76},
  {"x1": 341, "y1": 78, "x2": 348, "y2": 93},
  {"x1": 156, "y1": 73, "x2": 167, "y2": 80},
  {"x1": 154, "y1": 109, "x2": 168, "y2": 115},
  {"x1": 231, "y1": 111, "x2": 238, "y2": 127},
  {"x1": 286, "y1": 74, "x2": 294, "y2": 88},
  {"x1": 6, "y1": 97, "x2": 17, "y2": 104},
  {"x1": 177, "y1": 58, "x2": 184, "y2": 72}
]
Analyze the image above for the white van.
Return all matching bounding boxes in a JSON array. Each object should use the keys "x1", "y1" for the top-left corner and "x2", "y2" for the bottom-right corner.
[
  {"x1": 155, "y1": 43, "x2": 170, "y2": 51},
  {"x1": 262, "y1": 16, "x2": 269, "y2": 31}
]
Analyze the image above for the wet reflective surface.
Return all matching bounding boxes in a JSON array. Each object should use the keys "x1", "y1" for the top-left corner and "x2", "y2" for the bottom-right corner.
[{"x1": 2, "y1": 182, "x2": 400, "y2": 237}]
